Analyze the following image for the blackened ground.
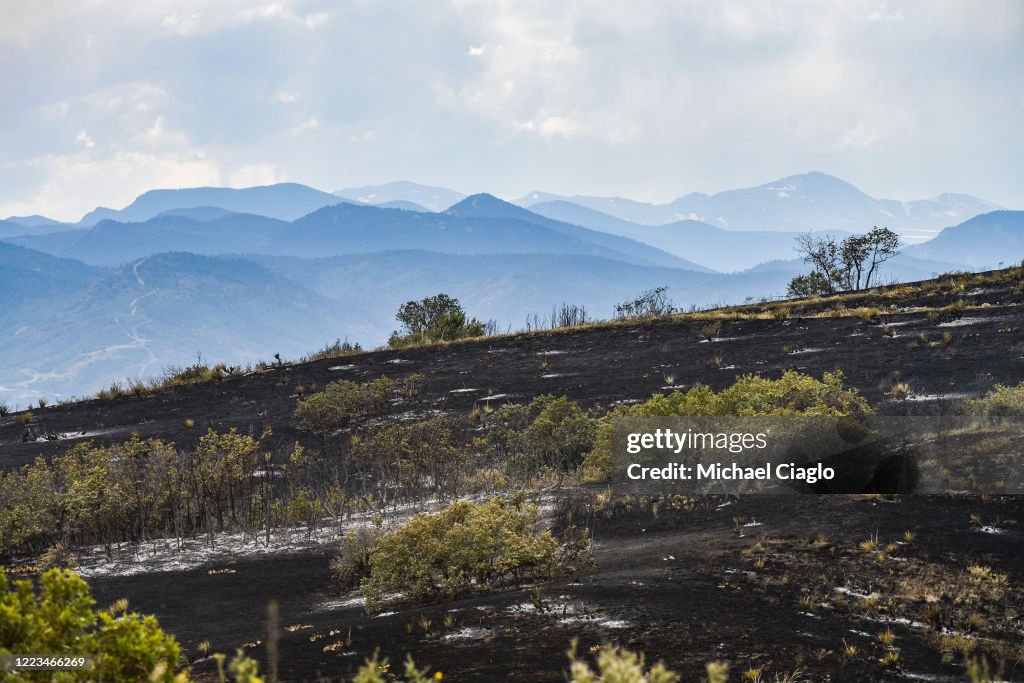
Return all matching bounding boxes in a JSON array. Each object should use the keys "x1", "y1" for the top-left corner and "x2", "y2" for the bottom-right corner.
[
  {"x1": 3, "y1": 282, "x2": 1023, "y2": 468},
  {"x1": 86, "y1": 493, "x2": 1024, "y2": 682}
]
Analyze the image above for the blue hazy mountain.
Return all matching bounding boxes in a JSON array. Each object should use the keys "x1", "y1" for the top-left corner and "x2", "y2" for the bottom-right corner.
[
  {"x1": 78, "y1": 183, "x2": 346, "y2": 225},
  {"x1": 444, "y1": 194, "x2": 709, "y2": 271},
  {"x1": 516, "y1": 172, "x2": 1002, "y2": 240},
  {"x1": 2, "y1": 215, "x2": 64, "y2": 229},
  {"x1": 373, "y1": 200, "x2": 432, "y2": 212},
  {"x1": 31, "y1": 199, "x2": 704, "y2": 270},
  {"x1": 0, "y1": 242, "x2": 776, "y2": 406},
  {"x1": 906, "y1": 211, "x2": 1024, "y2": 268},
  {"x1": 254, "y1": 250, "x2": 793, "y2": 339},
  {"x1": 0, "y1": 218, "x2": 76, "y2": 239},
  {"x1": 59, "y1": 213, "x2": 291, "y2": 265},
  {"x1": 0, "y1": 251, "x2": 352, "y2": 407},
  {"x1": 0, "y1": 242, "x2": 105, "y2": 320},
  {"x1": 525, "y1": 200, "x2": 838, "y2": 272},
  {"x1": 154, "y1": 206, "x2": 241, "y2": 221},
  {"x1": 334, "y1": 181, "x2": 465, "y2": 212}
]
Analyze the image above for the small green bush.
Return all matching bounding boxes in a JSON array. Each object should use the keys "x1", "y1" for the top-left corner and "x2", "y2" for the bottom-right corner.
[
  {"x1": 967, "y1": 381, "x2": 1024, "y2": 417},
  {"x1": 388, "y1": 294, "x2": 485, "y2": 347},
  {"x1": 0, "y1": 569, "x2": 184, "y2": 682},
  {"x1": 584, "y1": 371, "x2": 870, "y2": 481},
  {"x1": 567, "y1": 642, "x2": 683, "y2": 683},
  {"x1": 295, "y1": 376, "x2": 398, "y2": 435},
  {"x1": 352, "y1": 643, "x2": 724, "y2": 683},
  {"x1": 361, "y1": 497, "x2": 559, "y2": 611},
  {"x1": 353, "y1": 652, "x2": 439, "y2": 683},
  {"x1": 487, "y1": 395, "x2": 598, "y2": 478}
]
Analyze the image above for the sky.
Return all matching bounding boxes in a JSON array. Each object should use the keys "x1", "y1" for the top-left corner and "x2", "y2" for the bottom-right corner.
[{"x1": 1, "y1": 0, "x2": 1022, "y2": 221}]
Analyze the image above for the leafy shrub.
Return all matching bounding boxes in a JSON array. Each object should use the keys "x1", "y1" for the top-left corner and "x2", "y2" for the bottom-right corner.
[
  {"x1": 361, "y1": 497, "x2": 560, "y2": 611},
  {"x1": 637, "y1": 370, "x2": 869, "y2": 418},
  {"x1": 295, "y1": 376, "x2": 398, "y2": 436},
  {"x1": 567, "y1": 642, "x2": 683, "y2": 683},
  {"x1": 38, "y1": 542, "x2": 78, "y2": 570},
  {"x1": 0, "y1": 569, "x2": 184, "y2": 682},
  {"x1": 348, "y1": 414, "x2": 468, "y2": 503},
  {"x1": 966, "y1": 381, "x2": 1024, "y2": 417},
  {"x1": 787, "y1": 271, "x2": 832, "y2": 298},
  {"x1": 584, "y1": 371, "x2": 870, "y2": 480},
  {"x1": 353, "y1": 652, "x2": 440, "y2": 683},
  {"x1": 388, "y1": 293, "x2": 485, "y2": 347},
  {"x1": 353, "y1": 643, "x2": 727, "y2": 683},
  {"x1": 332, "y1": 527, "x2": 382, "y2": 590},
  {"x1": 487, "y1": 395, "x2": 597, "y2": 479}
]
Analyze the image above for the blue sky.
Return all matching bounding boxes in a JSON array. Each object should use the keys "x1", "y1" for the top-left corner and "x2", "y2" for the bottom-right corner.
[{"x1": 1, "y1": 0, "x2": 1022, "y2": 221}]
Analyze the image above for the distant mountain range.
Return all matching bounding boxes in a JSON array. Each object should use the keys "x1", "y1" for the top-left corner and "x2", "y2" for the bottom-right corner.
[
  {"x1": 3, "y1": 173, "x2": 1003, "y2": 241},
  {"x1": 516, "y1": 172, "x2": 1002, "y2": 241},
  {"x1": 8, "y1": 195, "x2": 702, "y2": 271},
  {"x1": 521, "y1": 200, "x2": 837, "y2": 272},
  {"x1": 78, "y1": 183, "x2": 345, "y2": 225},
  {"x1": 906, "y1": 211, "x2": 1024, "y2": 268},
  {"x1": 1, "y1": 174, "x2": 1019, "y2": 407},
  {"x1": 0, "y1": 252, "x2": 350, "y2": 406}
]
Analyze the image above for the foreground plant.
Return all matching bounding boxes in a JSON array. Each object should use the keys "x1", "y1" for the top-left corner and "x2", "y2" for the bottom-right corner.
[
  {"x1": 0, "y1": 569, "x2": 260, "y2": 682},
  {"x1": 360, "y1": 496, "x2": 565, "y2": 611}
]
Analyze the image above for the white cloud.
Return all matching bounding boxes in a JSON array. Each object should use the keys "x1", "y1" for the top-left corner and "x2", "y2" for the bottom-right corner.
[
  {"x1": 289, "y1": 114, "x2": 321, "y2": 136},
  {"x1": 518, "y1": 116, "x2": 578, "y2": 138},
  {"x1": 74, "y1": 131, "x2": 96, "y2": 148},
  {"x1": 0, "y1": 0, "x2": 1021, "y2": 213},
  {"x1": 837, "y1": 124, "x2": 882, "y2": 150},
  {"x1": 229, "y1": 163, "x2": 284, "y2": 187},
  {"x1": 0, "y1": 151, "x2": 221, "y2": 221},
  {"x1": 237, "y1": 2, "x2": 328, "y2": 29},
  {"x1": 304, "y1": 12, "x2": 328, "y2": 29},
  {"x1": 867, "y1": 6, "x2": 905, "y2": 22}
]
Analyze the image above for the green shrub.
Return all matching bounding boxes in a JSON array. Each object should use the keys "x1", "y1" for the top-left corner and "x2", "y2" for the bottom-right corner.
[
  {"x1": 361, "y1": 497, "x2": 559, "y2": 611},
  {"x1": 487, "y1": 395, "x2": 598, "y2": 479},
  {"x1": 388, "y1": 294, "x2": 485, "y2": 347},
  {"x1": 295, "y1": 376, "x2": 398, "y2": 435},
  {"x1": 584, "y1": 371, "x2": 870, "y2": 481},
  {"x1": 967, "y1": 381, "x2": 1024, "y2": 417},
  {"x1": 0, "y1": 569, "x2": 184, "y2": 682},
  {"x1": 567, "y1": 642, "x2": 683, "y2": 683},
  {"x1": 630, "y1": 370, "x2": 869, "y2": 418},
  {"x1": 352, "y1": 643, "x2": 724, "y2": 683},
  {"x1": 353, "y1": 652, "x2": 439, "y2": 683}
]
